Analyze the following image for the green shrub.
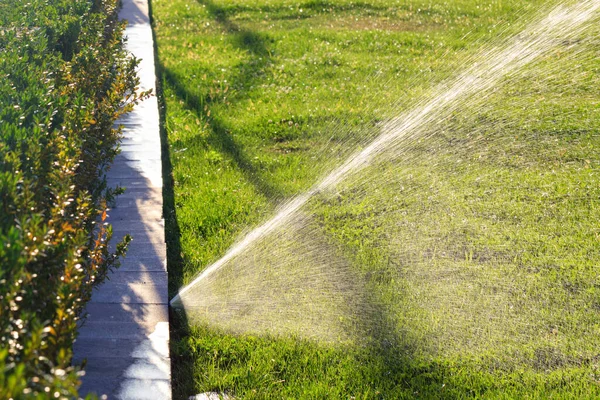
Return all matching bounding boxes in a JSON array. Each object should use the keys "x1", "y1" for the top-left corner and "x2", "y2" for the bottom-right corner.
[{"x1": 0, "y1": 0, "x2": 146, "y2": 397}]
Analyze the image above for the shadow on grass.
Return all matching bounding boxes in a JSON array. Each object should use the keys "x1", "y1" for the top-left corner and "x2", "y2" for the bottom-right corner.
[
  {"x1": 168, "y1": 278, "x2": 455, "y2": 398},
  {"x1": 147, "y1": 2, "x2": 194, "y2": 398},
  {"x1": 152, "y1": 0, "x2": 457, "y2": 398},
  {"x1": 149, "y1": 0, "x2": 286, "y2": 392},
  {"x1": 197, "y1": 0, "x2": 391, "y2": 19},
  {"x1": 163, "y1": 0, "x2": 282, "y2": 201},
  {"x1": 153, "y1": 0, "x2": 279, "y2": 305}
]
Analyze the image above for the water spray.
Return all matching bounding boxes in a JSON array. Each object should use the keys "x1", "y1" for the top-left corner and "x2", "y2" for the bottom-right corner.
[{"x1": 171, "y1": 0, "x2": 600, "y2": 308}]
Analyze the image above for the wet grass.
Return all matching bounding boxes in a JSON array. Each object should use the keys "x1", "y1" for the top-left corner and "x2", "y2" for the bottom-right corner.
[
  {"x1": 170, "y1": 321, "x2": 599, "y2": 399},
  {"x1": 151, "y1": 0, "x2": 600, "y2": 398}
]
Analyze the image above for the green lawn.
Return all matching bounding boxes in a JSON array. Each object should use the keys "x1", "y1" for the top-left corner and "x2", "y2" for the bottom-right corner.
[{"x1": 151, "y1": 0, "x2": 600, "y2": 398}]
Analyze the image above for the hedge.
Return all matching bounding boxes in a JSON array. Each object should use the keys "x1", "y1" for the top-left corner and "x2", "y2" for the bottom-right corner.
[{"x1": 0, "y1": 0, "x2": 146, "y2": 397}]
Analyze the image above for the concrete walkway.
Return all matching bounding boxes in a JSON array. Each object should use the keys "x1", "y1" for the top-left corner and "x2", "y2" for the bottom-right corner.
[{"x1": 73, "y1": 0, "x2": 171, "y2": 398}]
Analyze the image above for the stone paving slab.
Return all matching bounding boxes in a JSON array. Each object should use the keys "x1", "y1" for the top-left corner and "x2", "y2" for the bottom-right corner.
[
  {"x1": 117, "y1": 130, "x2": 161, "y2": 143},
  {"x1": 107, "y1": 207, "x2": 163, "y2": 223},
  {"x1": 112, "y1": 159, "x2": 163, "y2": 170},
  {"x1": 75, "y1": 0, "x2": 171, "y2": 398},
  {"x1": 115, "y1": 156, "x2": 162, "y2": 167},
  {"x1": 81, "y1": 303, "x2": 168, "y2": 326},
  {"x1": 108, "y1": 165, "x2": 163, "y2": 187},
  {"x1": 76, "y1": 306, "x2": 168, "y2": 340},
  {"x1": 118, "y1": 149, "x2": 162, "y2": 159},
  {"x1": 89, "y1": 280, "x2": 168, "y2": 305},
  {"x1": 104, "y1": 270, "x2": 168, "y2": 286},
  {"x1": 110, "y1": 162, "x2": 163, "y2": 178},
  {"x1": 115, "y1": 257, "x2": 167, "y2": 273},
  {"x1": 107, "y1": 178, "x2": 160, "y2": 189},
  {"x1": 111, "y1": 197, "x2": 162, "y2": 210},
  {"x1": 113, "y1": 149, "x2": 161, "y2": 160},
  {"x1": 74, "y1": 337, "x2": 169, "y2": 359},
  {"x1": 79, "y1": 355, "x2": 170, "y2": 379},
  {"x1": 117, "y1": 130, "x2": 160, "y2": 140},
  {"x1": 79, "y1": 353, "x2": 170, "y2": 382},
  {"x1": 78, "y1": 322, "x2": 165, "y2": 340},
  {"x1": 78, "y1": 358, "x2": 170, "y2": 400},
  {"x1": 120, "y1": 136, "x2": 161, "y2": 147},
  {"x1": 109, "y1": 239, "x2": 166, "y2": 257},
  {"x1": 117, "y1": 243, "x2": 166, "y2": 259},
  {"x1": 117, "y1": 379, "x2": 171, "y2": 400},
  {"x1": 119, "y1": 140, "x2": 162, "y2": 150},
  {"x1": 111, "y1": 186, "x2": 162, "y2": 199},
  {"x1": 79, "y1": 373, "x2": 170, "y2": 400},
  {"x1": 111, "y1": 226, "x2": 166, "y2": 242}
]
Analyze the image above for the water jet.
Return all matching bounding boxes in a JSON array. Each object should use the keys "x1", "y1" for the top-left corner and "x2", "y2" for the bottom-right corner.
[{"x1": 171, "y1": 0, "x2": 600, "y2": 312}]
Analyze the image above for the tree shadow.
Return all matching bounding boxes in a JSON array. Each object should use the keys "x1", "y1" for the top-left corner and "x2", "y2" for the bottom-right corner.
[
  {"x1": 153, "y1": 1, "x2": 459, "y2": 398},
  {"x1": 74, "y1": 99, "x2": 171, "y2": 398},
  {"x1": 146, "y1": 0, "x2": 202, "y2": 397},
  {"x1": 162, "y1": 0, "x2": 281, "y2": 202},
  {"x1": 161, "y1": 68, "x2": 282, "y2": 201},
  {"x1": 197, "y1": 0, "x2": 390, "y2": 19},
  {"x1": 156, "y1": 11, "x2": 290, "y2": 391},
  {"x1": 73, "y1": 1, "x2": 174, "y2": 397}
]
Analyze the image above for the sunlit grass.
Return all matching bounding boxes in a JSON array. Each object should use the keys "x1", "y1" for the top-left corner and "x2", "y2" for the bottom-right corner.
[{"x1": 152, "y1": 0, "x2": 600, "y2": 398}]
